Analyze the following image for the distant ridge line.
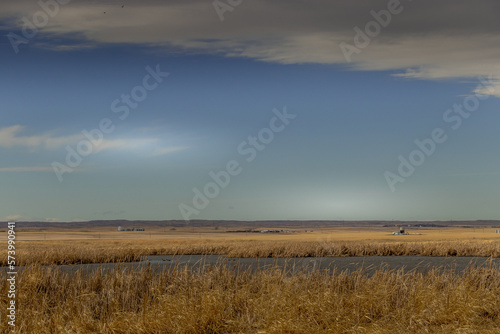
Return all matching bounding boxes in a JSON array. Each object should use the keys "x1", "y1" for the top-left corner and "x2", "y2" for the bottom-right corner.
[{"x1": 2, "y1": 220, "x2": 499, "y2": 229}]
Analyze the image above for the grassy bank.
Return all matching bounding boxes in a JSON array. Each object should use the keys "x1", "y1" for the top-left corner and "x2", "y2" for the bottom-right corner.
[
  {"x1": 1, "y1": 263, "x2": 500, "y2": 333},
  {"x1": 2, "y1": 238, "x2": 500, "y2": 266}
]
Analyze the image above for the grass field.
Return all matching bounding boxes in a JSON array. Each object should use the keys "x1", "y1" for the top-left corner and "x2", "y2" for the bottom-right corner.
[
  {"x1": 10, "y1": 225, "x2": 500, "y2": 242},
  {"x1": 3, "y1": 226, "x2": 500, "y2": 266},
  {"x1": 2, "y1": 223, "x2": 500, "y2": 333},
  {"x1": 2, "y1": 262, "x2": 500, "y2": 333}
]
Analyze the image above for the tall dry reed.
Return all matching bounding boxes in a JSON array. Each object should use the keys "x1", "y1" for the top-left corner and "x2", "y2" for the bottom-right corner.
[
  {"x1": 2, "y1": 239, "x2": 500, "y2": 266},
  {"x1": 1, "y1": 262, "x2": 500, "y2": 333}
]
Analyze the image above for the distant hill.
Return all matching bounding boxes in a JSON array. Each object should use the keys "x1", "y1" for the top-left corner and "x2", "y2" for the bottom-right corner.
[{"x1": 2, "y1": 219, "x2": 500, "y2": 230}]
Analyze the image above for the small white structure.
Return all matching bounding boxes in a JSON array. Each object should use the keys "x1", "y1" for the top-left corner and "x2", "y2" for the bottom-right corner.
[{"x1": 393, "y1": 227, "x2": 409, "y2": 235}]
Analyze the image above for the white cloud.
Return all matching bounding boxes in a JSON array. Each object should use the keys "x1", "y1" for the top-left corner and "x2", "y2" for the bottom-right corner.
[
  {"x1": 0, "y1": 125, "x2": 83, "y2": 150},
  {"x1": 0, "y1": 126, "x2": 175, "y2": 154},
  {"x1": 473, "y1": 80, "x2": 500, "y2": 97},
  {"x1": 93, "y1": 139, "x2": 130, "y2": 152}
]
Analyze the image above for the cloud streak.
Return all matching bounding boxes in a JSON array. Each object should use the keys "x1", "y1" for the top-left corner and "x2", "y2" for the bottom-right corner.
[
  {"x1": 0, "y1": 125, "x2": 83, "y2": 150},
  {"x1": 0, "y1": 125, "x2": 185, "y2": 157}
]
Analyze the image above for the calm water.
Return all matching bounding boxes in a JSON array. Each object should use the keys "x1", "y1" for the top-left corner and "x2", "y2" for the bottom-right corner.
[{"x1": 5, "y1": 255, "x2": 499, "y2": 275}]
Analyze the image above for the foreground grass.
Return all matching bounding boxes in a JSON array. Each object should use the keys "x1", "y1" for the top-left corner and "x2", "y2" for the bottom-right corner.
[
  {"x1": 1, "y1": 263, "x2": 500, "y2": 333},
  {"x1": 2, "y1": 238, "x2": 500, "y2": 266}
]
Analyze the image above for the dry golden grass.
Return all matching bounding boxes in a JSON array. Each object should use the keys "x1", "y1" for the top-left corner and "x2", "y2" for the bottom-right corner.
[
  {"x1": 3, "y1": 227, "x2": 500, "y2": 333},
  {"x1": 2, "y1": 263, "x2": 500, "y2": 333},
  {"x1": 13, "y1": 226, "x2": 500, "y2": 242},
  {"x1": 2, "y1": 237, "x2": 500, "y2": 266}
]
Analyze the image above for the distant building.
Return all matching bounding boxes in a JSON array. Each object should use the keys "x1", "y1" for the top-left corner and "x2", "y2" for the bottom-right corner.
[
  {"x1": 118, "y1": 227, "x2": 135, "y2": 231},
  {"x1": 260, "y1": 230, "x2": 282, "y2": 233},
  {"x1": 393, "y1": 227, "x2": 409, "y2": 235}
]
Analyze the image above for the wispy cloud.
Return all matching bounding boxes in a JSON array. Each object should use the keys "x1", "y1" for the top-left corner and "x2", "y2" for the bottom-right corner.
[
  {"x1": 0, "y1": 125, "x2": 83, "y2": 150},
  {"x1": 0, "y1": 125, "x2": 175, "y2": 154},
  {"x1": 93, "y1": 138, "x2": 158, "y2": 153}
]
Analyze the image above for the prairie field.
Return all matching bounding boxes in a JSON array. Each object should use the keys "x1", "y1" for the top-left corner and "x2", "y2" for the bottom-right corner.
[
  {"x1": 2, "y1": 225, "x2": 500, "y2": 266},
  {"x1": 2, "y1": 262, "x2": 500, "y2": 333},
  {"x1": 2, "y1": 224, "x2": 500, "y2": 333}
]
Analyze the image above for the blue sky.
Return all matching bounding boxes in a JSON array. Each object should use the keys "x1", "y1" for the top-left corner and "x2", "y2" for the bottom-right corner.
[{"x1": 1, "y1": 0, "x2": 500, "y2": 222}]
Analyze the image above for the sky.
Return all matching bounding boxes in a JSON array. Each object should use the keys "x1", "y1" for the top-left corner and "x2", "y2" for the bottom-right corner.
[{"x1": 1, "y1": 0, "x2": 499, "y2": 222}]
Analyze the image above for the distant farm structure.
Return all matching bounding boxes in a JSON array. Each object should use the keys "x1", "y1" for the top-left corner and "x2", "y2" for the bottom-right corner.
[
  {"x1": 393, "y1": 227, "x2": 409, "y2": 235},
  {"x1": 118, "y1": 226, "x2": 145, "y2": 232},
  {"x1": 260, "y1": 230, "x2": 295, "y2": 233}
]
